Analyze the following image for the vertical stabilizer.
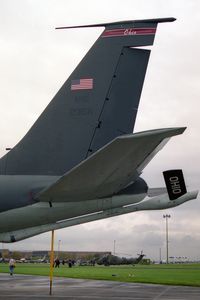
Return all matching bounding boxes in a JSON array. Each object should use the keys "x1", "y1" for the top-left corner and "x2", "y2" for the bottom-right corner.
[{"x1": 0, "y1": 18, "x2": 175, "y2": 175}]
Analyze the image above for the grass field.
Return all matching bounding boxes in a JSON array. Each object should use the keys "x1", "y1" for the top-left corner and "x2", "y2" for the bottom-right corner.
[{"x1": 0, "y1": 263, "x2": 200, "y2": 287}]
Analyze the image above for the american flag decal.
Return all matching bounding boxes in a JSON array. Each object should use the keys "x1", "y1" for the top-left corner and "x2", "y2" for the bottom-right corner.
[{"x1": 71, "y1": 78, "x2": 93, "y2": 91}]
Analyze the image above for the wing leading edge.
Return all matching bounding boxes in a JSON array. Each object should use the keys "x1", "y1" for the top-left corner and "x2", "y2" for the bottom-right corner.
[{"x1": 37, "y1": 127, "x2": 186, "y2": 202}]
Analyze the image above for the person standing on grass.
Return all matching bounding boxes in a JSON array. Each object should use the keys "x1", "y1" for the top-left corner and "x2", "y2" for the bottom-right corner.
[
  {"x1": 54, "y1": 257, "x2": 60, "y2": 268},
  {"x1": 9, "y1": 258, "x2": 16, "y2": 276}
]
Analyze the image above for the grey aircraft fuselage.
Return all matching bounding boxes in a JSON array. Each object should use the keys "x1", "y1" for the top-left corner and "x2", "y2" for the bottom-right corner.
[{"x1": 0, "y1": 175, "x2": 146, "y2": 234}]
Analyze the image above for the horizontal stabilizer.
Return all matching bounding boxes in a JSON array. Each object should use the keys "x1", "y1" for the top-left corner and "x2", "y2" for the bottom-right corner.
[
  {"x1": 37, "y1": 127, "x2": 186, "y2": 202},
  {"x1": 148, "y1": 187, "x2": 167, "y2": 197}
]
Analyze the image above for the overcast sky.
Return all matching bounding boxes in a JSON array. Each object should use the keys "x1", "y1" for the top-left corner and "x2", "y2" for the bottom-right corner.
[{"x1": 0, "y1": 0, "x2": 200, "y2": 261}]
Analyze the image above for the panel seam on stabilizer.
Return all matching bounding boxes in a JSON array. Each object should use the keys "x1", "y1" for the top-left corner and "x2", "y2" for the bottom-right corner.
[{"x1": 85, "y1": 49, "x2": 125, "y2": 158}]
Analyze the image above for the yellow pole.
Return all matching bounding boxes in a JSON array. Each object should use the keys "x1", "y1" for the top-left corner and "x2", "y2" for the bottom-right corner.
[{"x1": 49, "y1": 230, "x2": 55, "y2": 295}]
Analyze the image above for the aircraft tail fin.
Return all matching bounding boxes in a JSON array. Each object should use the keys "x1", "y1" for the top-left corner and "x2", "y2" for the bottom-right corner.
[{"x1": 0, "y1": 18, "x2": 175, "y2": 175}]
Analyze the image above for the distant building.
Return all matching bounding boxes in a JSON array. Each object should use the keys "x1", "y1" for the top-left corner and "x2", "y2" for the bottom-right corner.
[
  {"x1": 0, "y1": 249, "x2": 10, "y2": 258},
  {"x1": 55, "y1": 251, "x2": 111, "y2": 260},
  {"x1": 0, "y1": 249, "x2": 111, "y2": 260},
  {"x1": 32, "y1": 251, "x2": 49, "y2": 258}
]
